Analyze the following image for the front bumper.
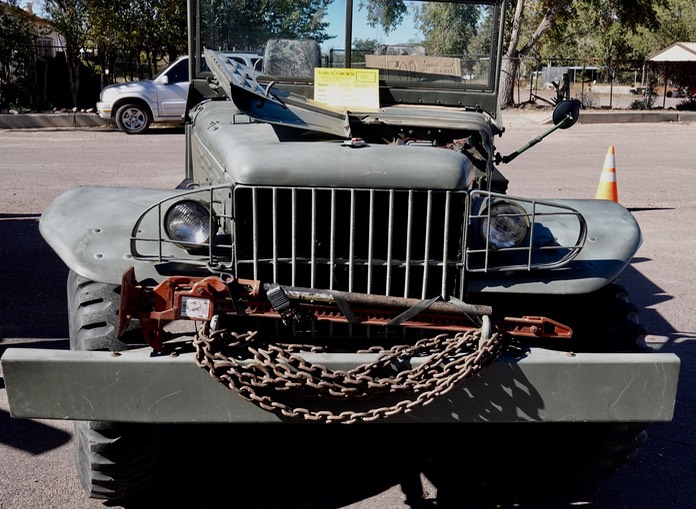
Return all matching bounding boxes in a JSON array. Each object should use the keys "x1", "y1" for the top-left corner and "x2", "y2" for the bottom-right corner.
[
  {"x1": 96, "y1": 101, "x2": 112, "y2": 120},
  {"x1": 1, "y1": 345, "x2": 679, "y2": 423}
]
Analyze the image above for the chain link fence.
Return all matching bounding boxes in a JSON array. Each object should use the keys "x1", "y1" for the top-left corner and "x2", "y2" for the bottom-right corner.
[
  {"x1": 512, "y1": 56, "x2": 687, "y2": 111},
  {"x1": 5, "y1": 45, "x2": 696, "y2": 112},
  {"x1": 325, "y1": 50, "x2": 696, "y2": 111}
]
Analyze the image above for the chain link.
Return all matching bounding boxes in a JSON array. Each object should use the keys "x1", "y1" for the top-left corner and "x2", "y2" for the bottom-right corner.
[{"x1": 193, "y1": 323, "x2": 504, "y2": 423}]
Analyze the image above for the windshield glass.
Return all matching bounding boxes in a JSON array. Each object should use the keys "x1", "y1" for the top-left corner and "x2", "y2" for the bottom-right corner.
[{"x1": 197, "y1": 0, "x2": 503, "y2": 95}]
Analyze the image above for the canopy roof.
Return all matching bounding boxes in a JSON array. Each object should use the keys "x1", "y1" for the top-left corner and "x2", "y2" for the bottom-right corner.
[{"x1": 648, "y1": 42, "x2": 696, "y2": 62}]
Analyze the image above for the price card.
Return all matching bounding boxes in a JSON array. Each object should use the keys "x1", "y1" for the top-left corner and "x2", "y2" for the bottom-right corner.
[{"x1": 314, "y1": 68, "x2": 379, "y2": 112}]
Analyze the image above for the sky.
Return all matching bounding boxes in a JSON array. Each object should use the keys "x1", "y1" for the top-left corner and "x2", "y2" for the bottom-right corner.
[{"x1": 321, "y1": 0, "x2": 420, "y2": 51}]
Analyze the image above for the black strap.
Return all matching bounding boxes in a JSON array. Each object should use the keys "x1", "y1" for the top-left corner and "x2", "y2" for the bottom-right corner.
[
  {"x1": 328, "y1": 290, "x2": 360, "y2": 325},
  {"x1": 386, "y1": 295, "x2": 484, "y2": 328},
  {"x1": 385, "y1": 295, "x2": 443, "y2": 327},
  {"x1": 446, "y1": 295, "x2": 483, "y2": 327}
]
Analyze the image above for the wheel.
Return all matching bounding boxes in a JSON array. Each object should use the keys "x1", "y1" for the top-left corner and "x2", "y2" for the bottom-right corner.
[
  {"x1": 67, "y1": 270, "x2": 145, "y2": 351},
  {"x1": 67, "y1": 270, "x2": 158, "y2": 500},
  {"x1": 114, "y1": 102, "x2": 152, "y2": 134},
  {"x1": 421, "y1": 421, "x2": 650, "y2": 499},
  {"x1": 74, "y1": 420, "x2": 159, "y2": 500},
  {"x1": 481, "y1": 282, "x2": 648, "y2": 353},
  {"x1": 461, "y1": 283, "x2": 651, "y2": 483}
]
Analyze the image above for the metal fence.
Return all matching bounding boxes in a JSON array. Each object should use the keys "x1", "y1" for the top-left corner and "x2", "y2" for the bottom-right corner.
[
  {"x1": 6, "y1": 45, "x2": 695, "y2": 111},
  {"x1": 326, "y1": 50, "x2": 695, "y2": 111},
  {"x1": 513, "y1": 56, "x2": 687, "y2": 111}
]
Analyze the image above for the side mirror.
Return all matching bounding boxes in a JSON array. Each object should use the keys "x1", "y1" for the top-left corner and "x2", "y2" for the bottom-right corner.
[
  {"x1": 495, "y1": 99, "x2": 582, "y2": 165},
  {"x1": 552, "y1": 99, "x2": 581, "y2": 129},
  {"x1": 160, "y1": 75, "x2": 170, "y2": 85}
]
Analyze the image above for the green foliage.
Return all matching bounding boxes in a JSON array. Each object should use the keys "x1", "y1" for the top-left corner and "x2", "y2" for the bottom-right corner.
[
  {"x1": 0, "y1": 0, "x2": 39, "y2": 109},
  {"x1": 414, "y1": 3, "x2": 480, "y2": 55},
  {"x1": 360, "y1": 0, "x2": 408, "y2": 35},
  {"x1": 201, "y1": 0, "x2": 333, "y2": 51},
  {"x1": 351, "y1": 37, "x2": 378, "y2": 63},
  {"x1": 627, "y1": 0, "x2": 696, "y2": 60}
]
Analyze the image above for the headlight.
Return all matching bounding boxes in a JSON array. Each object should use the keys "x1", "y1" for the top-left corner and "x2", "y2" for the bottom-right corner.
[
  {"x1": 164, "y1": 200, "x2": 215, "y2": 247},
  {"x1": 480, "y1": 200, "x2": 529, "y2": 249}
]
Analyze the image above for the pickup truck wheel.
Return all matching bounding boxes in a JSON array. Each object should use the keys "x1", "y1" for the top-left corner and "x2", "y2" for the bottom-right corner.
[
  {"x1": 115, "y1": 103, "x2": 152, "y2": 134},
  {"x1": 67, "y1": 270, "x2": 158, "y2": 500}
]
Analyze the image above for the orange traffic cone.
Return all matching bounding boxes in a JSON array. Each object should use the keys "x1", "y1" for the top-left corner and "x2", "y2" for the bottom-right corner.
[{"x1": 595, "y1": 146, "x2": 618, "y2": 202}]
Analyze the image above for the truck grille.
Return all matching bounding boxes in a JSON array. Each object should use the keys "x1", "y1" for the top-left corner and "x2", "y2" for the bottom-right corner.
[{"x1": 232, "y1": 185, "x2": 469, "y2": 300}]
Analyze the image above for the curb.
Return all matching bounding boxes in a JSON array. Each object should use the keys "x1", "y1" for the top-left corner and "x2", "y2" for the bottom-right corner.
[
  {"x1": 577, "y1": 110, "x2": 696, "y2": 124},
  {"x1": 0, "y1": 113, "x2": 114, "y2": 129}
]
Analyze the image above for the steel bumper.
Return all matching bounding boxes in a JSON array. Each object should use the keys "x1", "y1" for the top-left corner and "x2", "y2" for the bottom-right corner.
[{"x1": 1, "y1": 345, "x2": 679, "y2": 423}]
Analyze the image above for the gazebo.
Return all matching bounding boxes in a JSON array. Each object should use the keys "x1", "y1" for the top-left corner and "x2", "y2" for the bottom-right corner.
[{"x1": 648, "y1": 42, "x2": 696, "y2": 107}]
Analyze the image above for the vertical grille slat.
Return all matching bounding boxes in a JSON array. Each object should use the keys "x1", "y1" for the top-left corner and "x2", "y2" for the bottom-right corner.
[
  {"x1": 272, "y1": 188, "x2": 278, "y2": 282},
  {"x1": 386, "y1": 190, "x2": 395, "y2": 296},
  {"x1": 252, "y1": 187, "x2": 259, "y2": 280},
  {"x1": 404, "y1": 190, "x2": 413, "y2": 298},
  {"x1": 291, "y1": 188, "x2": 297, "y2": 286},
  {"x1": 330, "y1": 189, "x2": 336, "y2": 290},
  {"x1": 441, "y1": 191, "x2": 451, "y2": 297},
  {"x1": 422, "y1": 191, "x2": 433, "y2": 299},
  {"x1": 367, "y1": 190, "x2": 375, "y2": 294},
  {"x1": 349, "y1": 189, "x2": 356, "y2": 292},
  {"x1": 310, "y1": 189, "x2": 316, "y2": 288}
]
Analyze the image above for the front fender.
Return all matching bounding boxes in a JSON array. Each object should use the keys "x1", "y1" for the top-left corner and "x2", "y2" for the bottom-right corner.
[
  {"x1": 466, "y1": 198, "x2": 642, "y2": 294},
  {"x1": 40, "y1": 186, "x2": 190, "y2": 285}
]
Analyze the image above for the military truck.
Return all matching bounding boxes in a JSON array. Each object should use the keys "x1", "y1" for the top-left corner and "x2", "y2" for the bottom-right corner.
[{"x1": 1, "y1": 0, "x2": 680, "y2": 501}]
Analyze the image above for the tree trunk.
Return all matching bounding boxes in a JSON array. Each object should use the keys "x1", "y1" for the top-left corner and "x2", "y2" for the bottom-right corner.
[
  {"x1": 499, "y1": 56, "x2": 520, "y2": 109},
  {"x1": 499, "y1": 0, "x2": 565, "y2": 109},
  {"x1": 66, "y1": 46, "x2": 81, "y2": 108}
]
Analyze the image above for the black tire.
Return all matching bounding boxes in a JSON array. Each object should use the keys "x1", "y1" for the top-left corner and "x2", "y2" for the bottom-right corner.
[
  {"x1": 464, "y1": 283, "x2": 651, "y2": 484},
  {"x1": 74, "y1": 420, "x2": 159, "y2": 500},
  {"x1": 483, "y1": 282, "x2": 648, "y2": 353},
  {"x1": 67, "y1": 270, "x2": 158, "y2": 500},
  {"x1": 67, "y1": 270, "x2": 145, "y2": 351},
  {"x1": 423, "y1": 421, "x2": 649, "y2": 501},
  {"x1": 499, "y1": 422, "x2": 649, "y2": 485},
  {"x1": 115, "y1": 102, "x2": 152, "y2": 134}
]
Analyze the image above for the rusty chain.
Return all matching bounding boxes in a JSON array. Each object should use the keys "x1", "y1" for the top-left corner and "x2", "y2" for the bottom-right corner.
[{"x1": 193, "y1": 322, "x2": 504, "y2": 423}]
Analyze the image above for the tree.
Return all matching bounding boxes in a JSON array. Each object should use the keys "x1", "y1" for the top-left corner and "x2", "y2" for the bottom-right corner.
[
  {"x1": 628, "y1": 0, "x2": 696, "y2": 59},
  {"x1": 43, "y1": 0, "x2": 89, "y2": 108},
  {"x1": 202, "y1": 0, "x2": 333, "y2": 52},
  {"x1": 0, "y1": 0, "x2": 39, "y2": 110},
  {"x1": 83, "y1": 0, "x2": 127, "y2": 87},
  {"x1": 362, "y1": 0, "x2": 664, "y2": 108},
  {"x1": 414, "y1": 2, "x2": 479, "y2": 56},
  {"x1": 499, "y1": 0, "x2": 663, "y2": 108},
  {"x1": 351, "y1": 37, "x2": 378, "y2": 63}
]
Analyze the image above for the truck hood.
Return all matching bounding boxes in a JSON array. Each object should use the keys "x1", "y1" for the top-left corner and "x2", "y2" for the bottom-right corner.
[
  {"x1": 191, "y1": 101, "x2": 476, "y2": 190},
  {"x1": 100, "y1": 80, "x2": 157, "y2": 100}
]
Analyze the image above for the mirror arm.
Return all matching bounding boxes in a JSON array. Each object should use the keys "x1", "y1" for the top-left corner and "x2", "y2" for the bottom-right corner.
[{"x1": 495, "y1": 114, "x2": 573, "y2": 165}]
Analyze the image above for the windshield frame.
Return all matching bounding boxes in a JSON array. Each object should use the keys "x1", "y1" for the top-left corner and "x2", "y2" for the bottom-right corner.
[{"x1": 187, "y1": 0, "x2": 506, "y2": 116}]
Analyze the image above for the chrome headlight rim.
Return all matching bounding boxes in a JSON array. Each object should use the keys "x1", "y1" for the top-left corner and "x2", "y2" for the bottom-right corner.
[
  {"x1": 164, "y1": 199, "x2": 216, "y2": 248},
  {"x1": 479, "y1": 199, "x2": 530, "y2": 250}
]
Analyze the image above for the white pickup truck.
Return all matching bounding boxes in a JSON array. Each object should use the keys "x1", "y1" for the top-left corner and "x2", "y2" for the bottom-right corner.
[{"x1": 97, "y1": 52, "x2": 262, "y2": 134}]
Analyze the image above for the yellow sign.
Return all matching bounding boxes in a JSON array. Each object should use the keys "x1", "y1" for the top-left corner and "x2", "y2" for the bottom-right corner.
[{"x1": 313, "y1": 68, "x2": 380, "y2": 112}]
